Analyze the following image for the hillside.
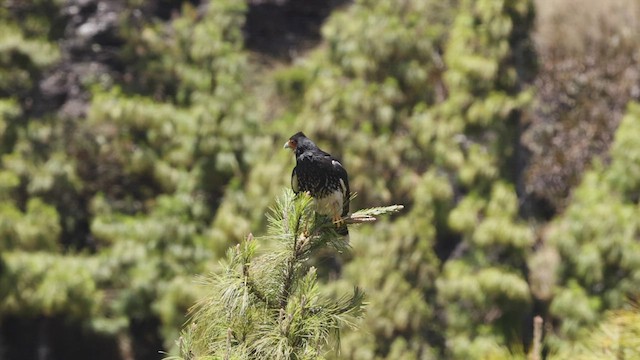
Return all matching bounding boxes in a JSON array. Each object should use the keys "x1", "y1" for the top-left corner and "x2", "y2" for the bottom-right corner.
[{"x1": 1, "y1": 0, "x2": 639, "y2": 359}]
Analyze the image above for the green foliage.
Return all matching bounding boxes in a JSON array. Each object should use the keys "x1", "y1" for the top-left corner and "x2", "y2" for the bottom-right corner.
[
  {"x1": 333, "y1": 171, "x2": 446, "y2": 359},
  {"x1": 215, "y1": 0, "x2": 537, "y2": 358},
  {"x1": 1, "y1": 0, "x2": 638, "y2": 359},
  {"x1": 282, "y1": 0, "x2": 456, "y2": 206},
  {"x1": 550, "y1": 306, "x2": 640, "y2": 360},
  {"x1": 0, "y1": 252, "x2": 100, "y2": 319},
  {"x1": 0, "y1": 0, "x2": 63, "y2": 108},
  {"x1": 154, "y1": 275, "x2": 207, "y2": 351},
  {"x1": 0, "y1": 98, "x2": 21, "y2": 154},
  {"x1": 0, "y1": 198, "x2": 62, "y2": 251},
  {"x1": 607, "y1": 102, "x2": 640, "y2": 197},
  {"x1": 89, "y1": 192, "x2": 219, "y2": 346},
  {"x1": 175, "y1": 191, "x2": 368, "y2": 359},
  {"x1": 547, "y1": 103, "x2": 640, "y2": 344},
  {"x1": 0, "y1": 0, "x2": 261, "y2": 354},
  {"x1": 425, "y1": 0, "x2": 535, "y2": 356},
  {"x1": 273, "y1": 66, "x2": 312, "y2": 112}
]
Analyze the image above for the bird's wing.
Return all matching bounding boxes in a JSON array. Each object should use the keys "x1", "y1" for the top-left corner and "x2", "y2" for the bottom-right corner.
[
  {"x1": 331, "y1": 157, "x2": 350, "y2": 217},
  {"x1": 312, "y1": 152, "x2": 350, "y2": 216},
  {"x1": 291, "y1": 167, "x2": 299, "y2": 193},
  {"x1": 297, "y1": 150, "x2": 350, "y2": 212},
  {"x1": 300, "y1": 151, "x2": 343, "y2": 173}
]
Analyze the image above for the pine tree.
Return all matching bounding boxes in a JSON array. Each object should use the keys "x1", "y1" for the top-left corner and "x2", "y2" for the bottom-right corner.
[
  {"x1": 543, "y1": 102, "x2": 640, "y2": 348},
  {"x1": 170, "y1": 191, "x2": 402, "y2": 359}
]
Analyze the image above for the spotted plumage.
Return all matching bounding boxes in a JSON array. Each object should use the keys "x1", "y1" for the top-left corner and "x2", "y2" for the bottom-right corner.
[{"x1": 284, "y1": 132, "x2": 350, "y2": 235}]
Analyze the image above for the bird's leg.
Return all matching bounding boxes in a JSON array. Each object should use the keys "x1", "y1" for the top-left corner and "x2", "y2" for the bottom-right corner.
[{"x1": 332, "y1": 213, "x2": 344, "y2": 228}]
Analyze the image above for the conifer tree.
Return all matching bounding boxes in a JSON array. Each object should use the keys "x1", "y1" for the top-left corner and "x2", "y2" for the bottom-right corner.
[
  {"x1": 170, "y1": 191, "x2": 402, "y2": 359},
  {"x1": 543, "y1": 102, "x2": 640, "y2": 348},
  {"x1": 549, "y1": 307, "x2": 640, "y2": 360},
  {"x1": 431, "y1": 0, "x2": 536, "y2": 354}
]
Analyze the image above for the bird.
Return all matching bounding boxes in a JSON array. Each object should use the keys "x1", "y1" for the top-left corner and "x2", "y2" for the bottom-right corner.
[{"x1": 284, "y1": 132, "x2": 350, "y2": 236}]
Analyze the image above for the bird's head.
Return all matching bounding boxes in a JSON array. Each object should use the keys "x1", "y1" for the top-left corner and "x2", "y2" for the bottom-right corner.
[{"x1": 284, "y1": 132, "x2": 314, "y2": 153}]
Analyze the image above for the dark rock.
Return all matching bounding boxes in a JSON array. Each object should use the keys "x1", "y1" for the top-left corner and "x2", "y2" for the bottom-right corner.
[{"x1": 244, "y1": 0, "x2": 352, "y2": 60}]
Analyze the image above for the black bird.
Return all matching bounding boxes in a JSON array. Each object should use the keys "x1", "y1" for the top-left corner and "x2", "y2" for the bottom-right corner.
[{"x1": 284, "y1": 132, "x2": 350, "y2": 235}]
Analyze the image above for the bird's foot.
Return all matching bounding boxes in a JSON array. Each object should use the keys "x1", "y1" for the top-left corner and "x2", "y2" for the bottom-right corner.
[
  {"x1": 332, "y1": 214, "x2": 344, "y2": 228},
  {"x1": 332, "y1": 214, "x2": 349, "y2": 236}
]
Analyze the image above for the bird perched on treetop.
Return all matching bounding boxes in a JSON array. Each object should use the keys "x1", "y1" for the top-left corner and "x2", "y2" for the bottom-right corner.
[{"x1": 284, "y1": 132, "x2": 350, "y2": 236}]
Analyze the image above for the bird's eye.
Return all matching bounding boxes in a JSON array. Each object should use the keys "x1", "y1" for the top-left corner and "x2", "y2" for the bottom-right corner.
[{"x1": 289, "y1": 139, "x2": 297, "y2": 148}]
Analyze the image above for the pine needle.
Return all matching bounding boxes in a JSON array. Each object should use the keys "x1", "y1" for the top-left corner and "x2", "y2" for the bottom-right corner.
[
  {"x1": 169, "y1": 190, "x2": 403, "y2": 359},
  {"x1": 345, "y1": 204, "x2": 404, "y2": 224}
]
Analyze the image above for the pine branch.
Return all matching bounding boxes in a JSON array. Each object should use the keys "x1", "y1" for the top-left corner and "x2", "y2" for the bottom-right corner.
[
  {"x1": 171, "y1": 190, "x2": 403, "y2": 359},
  {"x1": 344, "y1": 204, "x2": 405, "y2": 224},
  {"x1": 279, "y1": 252, "x2": 298, "y2": 310},
  {"x1": 242, "y1": 234, "x2": 270, "y2": 306}
]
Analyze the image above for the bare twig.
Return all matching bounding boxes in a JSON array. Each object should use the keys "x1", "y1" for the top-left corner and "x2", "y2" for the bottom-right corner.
[
  {"x1": 529, "y1": 316, "x2": 543, "y2": 360},
  {"x1": 224, "y1": 328, "x2": 232, "y2": 360}
]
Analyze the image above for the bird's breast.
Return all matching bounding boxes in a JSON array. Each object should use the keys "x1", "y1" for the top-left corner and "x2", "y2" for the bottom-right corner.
[{"x1": 314, "y1": 189, "x2": 344, "y2": 217}]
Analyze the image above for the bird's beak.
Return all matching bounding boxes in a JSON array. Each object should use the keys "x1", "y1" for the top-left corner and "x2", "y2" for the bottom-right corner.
[{"x1": 284, "y1": 141, "x2": 291, "y2": 149}]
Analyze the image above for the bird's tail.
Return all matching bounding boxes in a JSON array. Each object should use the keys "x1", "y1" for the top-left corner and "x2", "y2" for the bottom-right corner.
[{"x1": 338, "y1": 195, "x2": 350, "y2": 237}]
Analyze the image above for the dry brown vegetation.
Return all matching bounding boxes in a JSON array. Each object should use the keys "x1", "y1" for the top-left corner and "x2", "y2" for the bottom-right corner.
[{"x1": 524, "y1": 0, "x2": 640, "y2": 213}]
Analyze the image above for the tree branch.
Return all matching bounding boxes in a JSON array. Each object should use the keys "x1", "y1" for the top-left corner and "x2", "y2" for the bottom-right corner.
[{"x1": 344, "y1": 205, "x2": 405, "y2": 224}]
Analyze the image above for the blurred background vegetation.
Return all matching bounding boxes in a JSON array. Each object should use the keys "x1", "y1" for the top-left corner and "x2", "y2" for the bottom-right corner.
[{"x1": 1, "y1": 0, "x2": 639, "y2": 359}]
